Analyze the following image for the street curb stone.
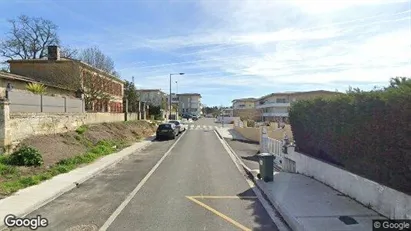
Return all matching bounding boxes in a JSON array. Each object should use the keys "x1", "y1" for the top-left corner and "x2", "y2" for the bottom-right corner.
[
  {"x1": 215, "y1": 128, "x2": 304, "y2": 231},
  {"x1": 0, "y1": 135, "x2": 155, "y2": 229}
]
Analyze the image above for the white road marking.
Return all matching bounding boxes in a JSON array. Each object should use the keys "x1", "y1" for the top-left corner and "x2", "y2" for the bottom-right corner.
[
  {"x1": 99, "y1": 132, "x2": 186, "y2": 231},
  {"x1": 213, "y1": 130, "x2": 291, "y2": 231}
]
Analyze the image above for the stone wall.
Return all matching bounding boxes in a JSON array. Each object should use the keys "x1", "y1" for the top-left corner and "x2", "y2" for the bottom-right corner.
[
  {"x1": 8, "y1": 112, "x2": 125, "y2": 143},
  {"x1": 0, "y1": 100, "x2": 147, "y2": 152}
]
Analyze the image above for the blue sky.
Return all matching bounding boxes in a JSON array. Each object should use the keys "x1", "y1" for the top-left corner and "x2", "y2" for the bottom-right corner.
[{"x1": 0, "y1": 0, "x2": 410, "y2": 106}]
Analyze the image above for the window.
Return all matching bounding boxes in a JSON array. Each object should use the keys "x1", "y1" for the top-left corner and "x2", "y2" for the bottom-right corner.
[
  {"x1": 159, "y1": 124, "x2": 172, "y2": 129},
  {"x1": 276, "y1": 98, "x2": 287, "y2": 103}
]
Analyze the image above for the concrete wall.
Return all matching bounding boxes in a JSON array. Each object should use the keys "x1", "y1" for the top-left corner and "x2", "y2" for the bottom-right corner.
[
  {"x1": 8, "y1": 91, "x2": 83, "y2": 113},
  {"x1": 233, "y1": 108, "x2": 261, "y2": 121},
  {"x1": 127, "y1": 113, "x2": 139, "y2": 121},
  {"x1": 216, "y1": 116, "x2": 240, "y2": 124},
  {"x1": 234, "y1": 127, "x2": 260, "y2": 142},
  {"x1": 234, "y1": 125, "x2": 293, "y2": 143},
  {"x1": 285, "y1": 147, "x2": 411, "y2": 220}
]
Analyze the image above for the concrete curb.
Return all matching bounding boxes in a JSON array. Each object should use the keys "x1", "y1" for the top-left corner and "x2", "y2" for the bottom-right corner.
[
  {"x1": 214, "y1": 128, "x2": 304, "y2": 231},
  {"x1": 0, "y1": 135, "x2": 155, "y2": 229}
]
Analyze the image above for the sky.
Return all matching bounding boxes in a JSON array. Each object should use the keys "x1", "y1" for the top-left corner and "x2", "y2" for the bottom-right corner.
[{"x1": 0, "y1": 0, "x2": 410, "y2": 106}]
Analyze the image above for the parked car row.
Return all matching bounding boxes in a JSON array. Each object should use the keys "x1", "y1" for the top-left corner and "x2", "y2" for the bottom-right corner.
[{"x1": 155, "y1": 120, "x2": 187, "y2": 140}]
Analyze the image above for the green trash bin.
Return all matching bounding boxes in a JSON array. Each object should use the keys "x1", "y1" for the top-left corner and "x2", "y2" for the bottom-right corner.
[{"x1": 258, "y1": 153, "x2": 274, "y2": 182}]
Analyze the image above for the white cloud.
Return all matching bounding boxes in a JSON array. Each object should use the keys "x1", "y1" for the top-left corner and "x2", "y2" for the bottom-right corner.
[
  {"x1": 289, "y1": 0, "x2": 409, "y2": 14},
  {"x1": 118, "y1": 0, "x2": 411, "y2": 98}
]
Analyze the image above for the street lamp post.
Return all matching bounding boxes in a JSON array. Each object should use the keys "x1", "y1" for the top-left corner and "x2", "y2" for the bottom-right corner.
[
  {"x1": 175, "y1": 80, "x2": 178, "y2": 119},
  {"x1": 169, "y1": 73, "x2": 184, "y2": 119}
]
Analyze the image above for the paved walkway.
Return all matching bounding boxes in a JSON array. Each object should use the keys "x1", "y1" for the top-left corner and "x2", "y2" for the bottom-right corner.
[
  {"x1": 215, "y1": 126, "x2": 252, "y2": 142},
  {"x1": 216, "y1": 129, "x2": 386, "y2": 231}
]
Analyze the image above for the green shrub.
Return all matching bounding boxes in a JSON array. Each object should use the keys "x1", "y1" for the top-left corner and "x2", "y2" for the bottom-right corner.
[
  {"x1": 7, "y1": 146, "x2": 43, "y2": 167},
  {"x1": 247, "y1": 120, "x2": 255, "y2": 127},
  {"x1": 0, "y1": 155, "x2": 9, "y2": 164},
  {"x1": 0, "y1": 164, "x2": 18, "y2": 175},
  {"x1": 289, "y1": 77, "x2": 411, "y2": 194},
  {"x1": 75, "y1": 125, "x2": 88, "y2": 134}
]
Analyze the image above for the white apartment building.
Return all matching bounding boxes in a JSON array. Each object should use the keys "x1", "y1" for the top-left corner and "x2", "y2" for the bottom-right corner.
[
  {"x1": 178, "y1": 93, "x2": 202, "y2": 116},
  {"x1": 256, "y1": 90, "x2": 340, "y2": 122}
]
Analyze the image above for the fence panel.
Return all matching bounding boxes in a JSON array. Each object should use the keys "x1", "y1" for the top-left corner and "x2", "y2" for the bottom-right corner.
[
  {"x1": 260, "y1": 126, "x2": 285, "y2": 170},
  {"x1": 42, "y1": 95, "x2": 65, "y2": 112},
  {"x1": 8, "y1": 91, "x2": 84, "y2": 113},
  {"x1": 8, "y1": 91, "x2": 41, "y2": 112},
  {"x1": 66, "y1": 98, "x2": 84, "y2": 113}
]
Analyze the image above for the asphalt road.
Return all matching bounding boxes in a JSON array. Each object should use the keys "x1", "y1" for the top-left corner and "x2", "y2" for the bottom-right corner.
[{"x1": 11, "y1": 118, "x2": 279, "y2": 231}]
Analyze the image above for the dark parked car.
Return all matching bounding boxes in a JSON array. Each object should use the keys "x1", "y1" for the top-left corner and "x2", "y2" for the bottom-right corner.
[{"x1": 156, "y1": 123, "x2": 179, "y2": 140}]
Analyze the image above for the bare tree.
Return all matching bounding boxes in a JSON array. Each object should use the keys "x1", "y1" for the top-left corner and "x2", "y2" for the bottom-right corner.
[
  {"x1": 0, "y1": 15, "x2": 60, "y2": 60},
  {"x1": 82, "y1": 71, "x2": 115, "y2": 111},
  {"x1": 77, "y1": 46, "x2": 118, "y2": 76},
  {"x1": 60, "y1": 46, "x2": 78, "y2": 59}
]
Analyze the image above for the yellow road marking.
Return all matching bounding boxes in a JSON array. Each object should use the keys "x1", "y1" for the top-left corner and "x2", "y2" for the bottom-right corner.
[
  {"x1": 190, "y1": 196, "x2": 257, "y2": 199},
  {"x1": 186, "y1": 196, "x2": 252, "y2": 231}
]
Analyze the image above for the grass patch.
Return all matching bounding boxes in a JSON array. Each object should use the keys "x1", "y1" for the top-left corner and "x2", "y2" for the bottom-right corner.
[
  {"x1": 75, "y1": 125, "x2": 88, "y2": 134},
  {"x1": 0, "y1": 140, "x2": 122, "y2": 196}
]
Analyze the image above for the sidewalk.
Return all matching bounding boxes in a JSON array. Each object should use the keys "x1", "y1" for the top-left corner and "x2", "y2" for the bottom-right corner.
[
  {"x1": 215, "y1": 129, "x2": 386, "y2": 231},
  {"x1": 0, "y1": 137, "x2": 155, "y2": 228},
  {"x1": 215, "y1": 126, "x2": 257, "y2": 143}
]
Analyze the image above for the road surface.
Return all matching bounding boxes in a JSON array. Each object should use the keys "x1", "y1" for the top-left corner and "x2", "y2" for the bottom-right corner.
[{"x1": 11, "y1": 118, "x2": 280, "y2": 231}]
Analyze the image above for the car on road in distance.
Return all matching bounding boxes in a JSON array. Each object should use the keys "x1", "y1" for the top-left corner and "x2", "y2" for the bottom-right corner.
[
  {"x1": 181, "y1": 114, "x2": 192, "y2": 119},
  {"x1": 191, "y1": 115, "x2": 199, "y2": 121},
  {"x1": 156, "y1": 123, "x2": 179, "y2": 140},
  {"x1": 168, "y1": 120, "x2": 186, "y2": 133}
]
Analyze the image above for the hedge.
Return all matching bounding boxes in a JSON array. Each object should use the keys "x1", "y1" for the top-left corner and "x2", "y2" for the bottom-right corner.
[{"x1": 289, "y1": 77, "x2": 411, "y2": 194}]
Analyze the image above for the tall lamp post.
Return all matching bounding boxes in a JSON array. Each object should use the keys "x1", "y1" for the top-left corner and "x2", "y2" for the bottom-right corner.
[
  {"x1": 169, "y1": 73, "x2": 184, "y2": 119},
  {"x1": 175, "y1": 80, "x2": 178, "y2": 119}
]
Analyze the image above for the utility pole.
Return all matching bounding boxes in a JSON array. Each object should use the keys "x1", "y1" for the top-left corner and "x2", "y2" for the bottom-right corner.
[
  {"x1": 220, "y1": 104, "x2": 224, "y2": 127},
  {"x1": 175, "y1": 81, "x2": 178, "y2": 119}
]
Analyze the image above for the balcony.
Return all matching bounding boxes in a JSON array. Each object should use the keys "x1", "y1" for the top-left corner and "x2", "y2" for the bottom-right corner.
[
  {"x1": 256, "y1": 102, "x2": 290, "y2": 109},
  {"x1": 262, "y1": 112, "x2": 289, "y2": 117}
]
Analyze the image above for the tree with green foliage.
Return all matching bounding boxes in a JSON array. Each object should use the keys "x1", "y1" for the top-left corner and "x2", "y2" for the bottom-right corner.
[
  {"x1": 26, "y1": 83, "x2": 47, "y2": 94},
  {"x1": 123, "y1": 81, "x2": 140, "y2": 112}
]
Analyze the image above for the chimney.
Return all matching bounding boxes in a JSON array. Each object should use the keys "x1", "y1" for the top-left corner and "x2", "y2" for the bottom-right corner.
[{"x1": 47, "y1": 45, "x2": 60, "y2": 61}]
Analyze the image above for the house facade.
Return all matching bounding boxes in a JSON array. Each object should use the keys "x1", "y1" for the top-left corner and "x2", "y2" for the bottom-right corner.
[
  {"x1": 137, "y1": 89, "x2": 167, "y2": 108},
  {"x1": 7, "y1": 46, "x2": 124, "y2": 113},
  {"x1": 232, "y1": 98, "x2": 261, "y2": 121},
  {"x1": 0, "y1": 71, "x2": 77, "y2": 99},
  {"x1": 177, "y1": 93, "x2": 202, "y2": 116},
  {"x1": 256, "y1": 90, "x2": 341, "y2": 122}
]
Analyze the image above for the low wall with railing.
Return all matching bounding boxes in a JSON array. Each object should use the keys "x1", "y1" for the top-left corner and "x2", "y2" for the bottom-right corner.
[
  {"x1": 259, "y1": 127, "x2": 411, "y2": 219},
  {"x1": 8, "y1": 91, "x2": 83, "y2": 113}
]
